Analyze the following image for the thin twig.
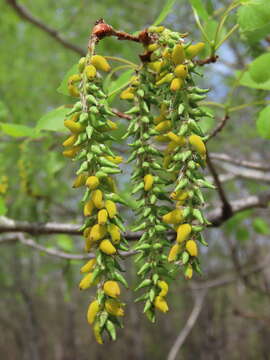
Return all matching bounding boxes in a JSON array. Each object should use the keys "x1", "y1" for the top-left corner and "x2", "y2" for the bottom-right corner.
[
  {"x1": 6, "y1": 0, "x2": 85, "y2": 55},
  {"x1": 210, "y1": 153, "x2": 270, "y2": 171},
  {"x1": 206, "y1": 114, "x2": 229, "y2": 142}
]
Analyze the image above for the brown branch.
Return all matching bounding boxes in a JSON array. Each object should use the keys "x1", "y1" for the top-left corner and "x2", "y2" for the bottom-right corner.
[
  {"x1": 5, "y1": 0, "x2": 85, "y2": 55},
  {"x1": 112, "y1": 108, "x2": 132, "y2": 120},
  {"x1": 195, "y1": 55, "x2": 219, "y2": 66},
  {"x1": 210, "y1": 152, "x2": 270, "y2": 171},
  {"x1": 167, "y1": 289, "x2": 207, "y2": 360},
  {"x1": 206, "y1": 114, "x2": 230, "y2": 142},
  {"x1": 1, "y1": 191, "x2": 270, "y2": 236},
  {"x1": 206, "y1": 151, "x2": 233, "y2": 222}
]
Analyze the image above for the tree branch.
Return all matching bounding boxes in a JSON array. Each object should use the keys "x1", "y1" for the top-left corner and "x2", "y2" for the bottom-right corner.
[
  {"x1": 210, "y1": 153, "x2": 270, "y2": 171},
  {"x1": 206, "y1": 114, "x2": 230, "y2": 142},
  {"x1": 5, "y1": 0, "x2": 85, "y2": 55},
  {"x1": 167, "y1": 289, "x2": 207, "y2": 360}
]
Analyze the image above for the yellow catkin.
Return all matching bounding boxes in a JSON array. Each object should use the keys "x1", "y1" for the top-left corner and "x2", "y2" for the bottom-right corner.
[
  {"x1": 64, "y1": 119, "x2": 85, "y2": 134},
  {"x1": 105, "y1": 299, "x2": 124, "y2": 316},
  {"x1": 186, "y1": 42, "x2": 205, "y2": 59},
  {"x1": 87, "y1": 300, "x2": 100, "y2": 325},
  {"x1": 154, "y1": 296, "x2": 169, "y2": 313},
  {"x1": 155, "y1": 120, "x2": 172, "y2": 132},
  {"x1": 162, "y1": 209, "x2": 183, "y2": 224},
  {"x1": 84, "y1": 200, "x2": 95, "y2": 217},
  {"x1": 91, "y1": 189, "x2": 103, "y2": 208},
  {"x1": 62, "y1": 134, "x2": 78, "y2": 147},
  {"x1": 170, "y1": 77, "x2": 183, "y2": 91},
  {"x1": 176, "y1": 224, "x2": 192, "y2": 243},
  {"x1": 85, "y1": 64, "x2": 97, "y2": 79},
  {"x1": 72, "y1": 173, "x2": 87, "y2": 188},
  {"x1": 89, "y1": 224, "x2": 107, "y2": 242},
  {"x1": 174, "y1": 64, "x2": 188, "y2": 78},
  {"x1": 168, "y1": 244, "x2": 180, "y2": 262},
  {"x1": 99, "y1": 239, "x2": 116, "y2": 255},
  {"x1": 120, "y1": 88, "x2": 134, "y2": 100},
  {"x1": 80, "y1": 259, "x2": 97, "y2": 273},
  {"x1": 185, "y1": 264, "x2": 193, "y2": 279},
  {"x1": 79, "y1": 272, "x2": 94, "y2": 290},
  {"x1": 93, "y1": 322, "x2": 103, "y2": 344},
  {"x1": 189, "y1": 135, "x2": 206, "y2": 158},
  {"x1": 62, "y1": 146, "x2": 81, "y2": 158},
  {"x1": 103, "y1": 281, "x2": 120, "y2": 298},
  {"x1": 157, "y1": 281, "x2": 169, "y2": 297},
  {"x1": 186, "y1": 240, "x2": 198, "y2": 257},
  {"x1": 86, "y1": 176, "x2": 100, "y2": 190},
  {"x1": 166, "y1": 132, "x2": 185, "y2": 145},
  {"x1": 91, "y1": 55, "x2": 111, "y2": 72},
  {"x1": 105, "y1": 200, "x2": 117, "y2": 218},
  {"x1": 156, "y1": 73, "x2": 174, "y2": 86},
  {"x1": 98, "y1": 209, "x2": 108, "y2": 225},
  {"x1": 172, "y1": 43, "x2": 185, "y2": 65},
  {"x1": 144, "y1": 174, "x2": 154, "y2": 191},
  {"x1": 68, "y1": 84, "x2": 80, "y2": 97},
  {"x1": 107, "y1": 224, "x2": 121, "y2": 243}
]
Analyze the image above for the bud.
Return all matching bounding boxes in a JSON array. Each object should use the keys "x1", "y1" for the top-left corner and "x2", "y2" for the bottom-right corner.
[
  {"x1": 85, "y1": 64, "x2": 97, "y2": 79},
  {"x1": 176, "y1": 224, "x2": 192, "y2": 243},
  {"x1": 64, "y1": 119, "x2": 85, "y2": 134},
  {"x1": 105, "y1": 299, "x2": 124, "y2": 316},
  {"x1": 170, "y1": 77, "x2": 183, "y2": 91},
  {"x1": 80, "y1": 259, "x2": 97, "y2": 273},
  {"x1": 91, "y1": 189, "x2": 103, "y2": 208},
  {"x1": 162, "y1": 209, "x2": 183, "y2": 224},
  {"x1": 103, "y1": 281, "x2": 120, "y2": 298},
  {"x1": 157, "y1": 280, "x2": 169, "y2": 297},
  {"x1": 99, "y1": 239, "x2": 117, "y2": 255},
  {"x1": 186, "y1": 42, "x2": 205, "y2": 58},
  {"x1": 154, "y1": 296, "x2": 169, "y2": 313},
  {"x1": 189, "y1": 134, "x2": 206, "y2": 159},
  {"x1": 91, "y1": 55, "x2": 111, "y2": 72},
  {"x1": 98, "y1": 209, "x2": 108, "y2": 225},
  {"x1": 168, "y1": 244, "x2": 180, "y2": 262},
  {"x1": 89, "y1": 224, "x2": 107, "y2": 241},
  {"x1": 87, "y1": 299, "x2": 100, "y2": 325},
  {"x1": 172, "y1": 44, "x2": 185, "y2": 65},
  {"x1": 105, "y1": 200, "x2": 117, "y2": 218},
  {"x1": 72, "y1": 173, "x2": 87, "y2": 188},
  {"x1": 144, "y1": 174, "x2": 154, "y2": 191},
  {"x1": 174, "y1": 64, "x2": 188, "y2": 79},
  {"x1": 83, "y1": 200, "x2": 95, "y2": 216},
  {"x1": 186, "y1": 240, "x2": 198, "y2": 256}
]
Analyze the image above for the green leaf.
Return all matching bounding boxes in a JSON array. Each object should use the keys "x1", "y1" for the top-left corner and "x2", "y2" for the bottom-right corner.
[
  {"x1": 252, "y1": 217, "x2": 270, "y2": 235},
  {"x1": 256, "y1": 105, "x2": 270, "y2": 139},
  {"x1": 152, "y1": 0, "x2": 177, "y2": 26},
  {"x1": 0, "y1": 123, "x2": 38, "y2": 138},
  {"x1": 189, "y1": 0, "x2": 209, "y2": 21},
  {"x1": 107, "y1": 69, "x2": 134, "y2": 103},
  {"x1": 237, "y1": 0, "x2": 270, "y2": 42},
  {"x1": 237, "y1": 71, "x2": 270, "y2": 90},
  {"x1": 0, "y1": 196, "x2": 7, "y2": 215},
  {"x1": 56, "y1": 235, "x2": 74, "y2": 251},
  {"x1": 249, "y1": 53, "x2": 270, "y2": 84},
  {"x1": 0, "y1": 101, "x2": 9, "y2": 120},
  {"x1": 36, "y1": 106, "x2": 70, "y2": 132},
  {"x1": 57, "y1": 64, "x2": 79, "y2": 96},
  {"x1": 236, "y1": 226, "x2": 249, "y2": 242}
]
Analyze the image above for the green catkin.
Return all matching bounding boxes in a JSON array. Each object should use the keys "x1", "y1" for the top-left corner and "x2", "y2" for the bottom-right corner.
[
  {"x1": 120, "y1": 26, "x2": 211, "y2": 321},
  {"x1": 62, "y1": 44, "x2": 128, "y2": 343}
]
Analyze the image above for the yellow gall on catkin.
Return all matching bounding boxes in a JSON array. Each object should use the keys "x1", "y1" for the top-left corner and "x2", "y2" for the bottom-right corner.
[
  {"x1": 93, "y1": 322, "x2": 103, "y2": 344},
  {"x1": 99, "y1": 239, "x2": 116, "y2": 255},
  {"x1": 162, "y1": 209, "x2": 183, "y2": 224},
  {"x1": 91, "y1": 189, "x2": 103, "y2": 209},
  {"x1": 105, "y1": 200, "x2": 117, "y2": 218},
  {"x1": 185, "y1": 264, "x2": 193, "y2": 279},
  {"x1": 68, "y1": 84, "x2": 80, "y2": 97},
  {"x1": 154, "y1": 296, "x2": 169, "y2": 313},
  {"x1": 79, "y1": 272, "x2": 94, "y2": 290},
  {"x1": 103, "y1": 281, "x2": 120, "y2": 298},
  {"x1": 172, "y1": 43, "x2": 185, "y2": 65},
  {"x1": 85, "y1": 64, "x2": 97, "y2": 79},
  {"x1": 91, "y1": 55, "x2": 111, "y2": 72},
  {"x1": 98, "y1": 209, "x2": 108, "y2": 225},
  {"x1": 105, "y1": 299, "x2": 124, "y2": 316},
  {"x1": 174, "y1": 64, "x2": 188, "y2": 79},
  {"x1": 166, "y1": 132, "x2": 185, "y2": 146},
  {"x1": 87, "y1": 300, "x2": 100, "y2": 325},
  {"x1": 176, "y1": 224, "x2": 192, "y2": 243},
  {"x1": 62, "y1": 134, "x2": 78, "y2": 147},
  {"x1": 157, "y1": 281, "x2": 169, "y2": 297},
  {"x1": 156, "y1": 73, "x2": 174, "y2": 86},
  {"x1": 89, "y1": 224, "x2": 107, "y2": 242},
  {"x1": 107, "y1": 224, "x2": 121, "y2": 243},
  {"x1": 64, "y1": 120, "x2": 85, "y2": 134},
  {"x1": 62, "y1": 146, "x2": 81, "y2": 158},
  {"x1": 168, "y1": 244, "x2": 180, "y2": 262},
  {"x1": 186, "y1": 42, "x2": 205, "y2": 59},
  {"x1": 120, "y1": 88, "x2": 134, "y2": 100},
  {"x1": 84, "y1": 200, "x2": 95, "y2": 217},
  {"x1": 170, "y1": 77, "x2": 183, "y2": 91},
  {"x1": 155, "y1": 120, "x2": 172, "y2": 132},
  {"x1": 144, "y1": 174, "x2": 154, "y2": 191},
  {"x1": 86, "y1": 176, "x2": 100, "y2": 190},
  {"x1": 72, "y1": 173, "x2": 87, "y2": 188},
  {"x1": 186, "y1": 240, "x2": 198, "y2": 257},
  {"x1": 80, "y1": 259, "x2": 96, "y2": 273},
  {"x1": 189, "y1": 135, "x2": 206, "y2": 158}
]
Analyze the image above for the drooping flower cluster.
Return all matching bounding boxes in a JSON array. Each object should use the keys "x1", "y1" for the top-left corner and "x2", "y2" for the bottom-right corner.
[{"x1": 63, "y1": 51, "x2": 129, "y2": 343}]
